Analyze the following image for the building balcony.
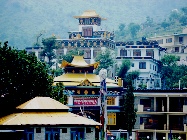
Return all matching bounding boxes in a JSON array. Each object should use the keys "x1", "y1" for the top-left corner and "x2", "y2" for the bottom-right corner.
[
  {"x1": 139, "y1": 123, "x2": 186, "y2": 131},
  {"x1": 138, "y1": 104, "x2": 187, "y2": 114}
]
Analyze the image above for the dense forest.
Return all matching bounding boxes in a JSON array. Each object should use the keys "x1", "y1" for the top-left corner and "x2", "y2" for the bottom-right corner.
[{"x1": 0, "y1": 0, "x2": 187, "y2": 49}]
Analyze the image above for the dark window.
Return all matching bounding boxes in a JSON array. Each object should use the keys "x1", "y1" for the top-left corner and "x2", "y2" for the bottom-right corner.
[
  {"x1": 82, "y1": 26, "x2": 93, "y2": 37},
  {"x1": 36, "y1": 128, "x2": 41, "y2": 133},
  {"x1": 62, "y1": 128, "x2": 67, "y2": 133},
  {"x1": 146, "y1": 49, "x2": 154, "y2": 58},
  {"x1": 179, "y1": 37, "x2": 183, "y2": 43},
  {"x1": 24, "y1": 128, "x2": 34, "y2": 140},
  {"x1": 166, "y1": 38, "x2": 172, "y2": 43},
  {"x1": 84, "y1": 50, "x2": 91, "y2": 58},
  {"x1": 45, "y1": 128, "x2": 60, "y2": 140},
  {"x1": 175, "y1": 47, "x2": 179, "y2": 52},
  {"x1": 132, "y1": 63, "x2": 134, "y2": 67},
  {"x1": 139, "y1": 62, "x2": 146, "y2": 69},
  {"x1": 140, "y1": 99, "x2": 151, "y2": 107},
  {"x1": 133, "y1": 49, "x2": 141, "y2": 56},
  {"x1": 86, "y1": 128, "x2": 92, "y2": 133},
  {"x1": 120, "y1": 49, "x2": 127, "y2": 56},
  {"x1": 157, "y1": 39, "x2": 163, "y2": 44}
]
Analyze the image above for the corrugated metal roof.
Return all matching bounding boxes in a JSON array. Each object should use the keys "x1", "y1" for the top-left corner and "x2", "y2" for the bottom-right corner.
[
  {"x1": 74, "y1": 10, "x2": 106, "y2": 20},
  {"x1": 60, "y1": 56, "x2": 99, "y2": 69},
  {"x1": 54, "y1": 73, "x2": 115, "y2": 83},
  {"x1": 16, "y1": 97, "x2": 69, "y2": 110},
  {"x1": 0, "y1": 112, "x2": 101, "y2": 126}
]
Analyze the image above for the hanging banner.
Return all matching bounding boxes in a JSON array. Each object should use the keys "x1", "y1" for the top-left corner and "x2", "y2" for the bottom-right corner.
[{"x1": 74, "y1": 98, "x2": 98, "y2": 105}]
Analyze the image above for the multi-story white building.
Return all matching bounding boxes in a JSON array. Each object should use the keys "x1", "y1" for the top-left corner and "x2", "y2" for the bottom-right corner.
[
  {"x1": 148, "y1": 27, "x2": 187, "y2": 65},
  {"x1": 115, "y1": 42, "x2": 166, "y2": 89}
]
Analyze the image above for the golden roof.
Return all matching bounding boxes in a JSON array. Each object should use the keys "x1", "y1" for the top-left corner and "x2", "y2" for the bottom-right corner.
[
  {"x1": 53, "y1": 73, "x2": 118, "y2": 87},
  {"x1": 16, "y1": 97, "x2": 69, "y2": 110},
  {"x1": 74, "y1": 10, "x2": 106, "y2": 20},
  {"x1": 0, "y1": 97, "x2": 101, "y2": 126},
  {"x1": 0, "y1": 112, "x2": 101, "y2": 126},
  {"x1": 60, "y1": 56, "x2": 99, "y2": 69}
]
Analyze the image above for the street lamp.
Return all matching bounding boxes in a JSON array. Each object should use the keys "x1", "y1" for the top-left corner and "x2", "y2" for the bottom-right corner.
[
  {"x1": 178, "y1": 136, "x2": 181, "y2": 139},
  {"x1": 99, "y1": 68, "x2": 107, "y2": 140},
  {"x1": 147, "y1": 136, "x2": 150, "y2": 139},
  {"x1": 163, "y1": 136, "x2": 165, "y2": 139}
]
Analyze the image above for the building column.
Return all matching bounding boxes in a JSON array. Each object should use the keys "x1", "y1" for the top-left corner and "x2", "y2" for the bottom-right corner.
[
  {"x1": 90, "y1": 48, "x2": 94, "y2": 63},
  {"x1": 64, "y1": 48, "x2": 67, "y2": 55},
  {"x1": 165, "y1": 132, "x2": 168, "y2": 140},
  {"x1": 167, "y1": 114, "x2": 169, "y2": 130},
  {"x1": 167, "y1": 95, "x2": 169, "y2": 112},
  {"x1": 154, "y1": 97, "x2": 156, "y2": 111}
]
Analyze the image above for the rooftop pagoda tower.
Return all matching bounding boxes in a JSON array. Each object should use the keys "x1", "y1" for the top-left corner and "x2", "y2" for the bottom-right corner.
[{"x1": 74, "y1": 10, "x2": 106, "y2": 35}]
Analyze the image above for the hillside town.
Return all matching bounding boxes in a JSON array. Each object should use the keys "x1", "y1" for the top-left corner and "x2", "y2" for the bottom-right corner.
[{"x1": 1, "y1": 9, "x2": 187, "y2": 140}]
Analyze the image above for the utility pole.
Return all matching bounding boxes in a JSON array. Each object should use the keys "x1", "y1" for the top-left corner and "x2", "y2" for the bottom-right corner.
[{"x1": 99, "y1": 68, "x2": 107, "y2": 140}]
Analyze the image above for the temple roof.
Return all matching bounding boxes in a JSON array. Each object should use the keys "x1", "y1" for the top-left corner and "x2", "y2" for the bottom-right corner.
[
  {"x1": 0, "y1": 97, "x2": 101, "y2": 126},
  {"x1": 16, "y1": 97, "x2": 69, "y2": 110},
  {"x1": 74, "y1": 10, "x2": 106, "y2": 20},
  {"x1": 0, "y1": 112, "x2": 101, "y2": 125},
  {"x1": 60, "y1": 56, "x2": 99, "y2": 69},
  {"x1": 53, "y1": 73, "x2": 118, "y2": 87}
]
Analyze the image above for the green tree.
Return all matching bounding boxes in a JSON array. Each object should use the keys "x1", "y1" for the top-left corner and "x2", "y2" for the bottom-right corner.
[
  {"x1": 161, "y1": 54, "x2": 183, "y2": 89},
  {"x1": 123, "y1": 80, "x2": 137, "y2": 139},
  {"x1": 161, "y1": 19, "x2": 170, "y2": 29},
  {"x1": 61, "y1": 48, "x2": 84, "y2": 63},
  {"x1": 128, "y1": 23, "x2": 140, "y2": 39},
  {"x1": 51, "y1": 82, "x2": 67, "y2": 105},
  {"x1": 117, "y1": 60, "x2": 139, "y2": 87},
  {"x1": 0, "y1": 41, "x2": 53, "y2": 114},
  {"x1": 94, "y1": 49, "x2": 115, "y2": 74},
  {"x1": 41, "y1": 36, "x2": 58, "y2": 68}
]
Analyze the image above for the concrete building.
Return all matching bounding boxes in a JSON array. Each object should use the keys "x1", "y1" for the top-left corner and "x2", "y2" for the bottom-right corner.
[
  {"x1": 115, "y1": 42, "x2": 166, "y2": 89},
  {"x1": 133, "y1": 89, "x2": 187, "y2": 140},
  {"x1": 148, "y1": 27, "x2": 187, "y2": 65},
  {"x1": 0, "y1": 97, "x2": 101, "y2": 140}
]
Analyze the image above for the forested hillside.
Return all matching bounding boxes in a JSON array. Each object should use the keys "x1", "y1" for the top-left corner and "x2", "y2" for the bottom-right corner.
[{"x1": 1, "y1": 0, "x2": 187, "y2": 49}]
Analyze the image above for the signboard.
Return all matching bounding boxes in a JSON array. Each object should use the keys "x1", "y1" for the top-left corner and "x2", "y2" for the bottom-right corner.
[{"x1": 74, "y1": 98, "x2": 98, "y2": 105}]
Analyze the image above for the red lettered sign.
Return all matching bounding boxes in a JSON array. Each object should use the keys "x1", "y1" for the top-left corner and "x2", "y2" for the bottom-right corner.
[{"x1": 74, "y1": 98, "x2": 98, "y2": 105}]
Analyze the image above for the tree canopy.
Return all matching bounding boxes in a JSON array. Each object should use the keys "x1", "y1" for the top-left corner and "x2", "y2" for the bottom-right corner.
[
  {"x1": 0, "y1": 41, "x2": 53, "y2": 114},
  {"x1": 117, "y1": 59, "x2": 139, "y2": 87},
  {"x1": 123, "y1": 80, "x2": 137, "y2": 139},
  {"x1": 94, "y1": 49, "x2": 115, "y2": 74},
  {"x1": 60, "y1": 48, "x2": 84, "y2": 63},
  {"x1": 41, "y1": 36, "x2": 58, "y2": 68},
  {"x1": 161, "y1": 54, "x2": 187, "y2": 89}
]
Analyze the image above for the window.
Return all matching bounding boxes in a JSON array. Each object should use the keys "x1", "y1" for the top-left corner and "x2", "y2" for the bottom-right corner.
[
  {"x1": 120, "y1": 49, "x2": 127, "y2": 56},
  {"x1": 45, "y1": 128, "x2": 60, "y2": 140},
  {"x1": 139, "y1": 62, "x2": 146, "y2": 69},
  {"x1": 71, "y1": 128, "x2": 84, "y2": 140},
  {"x1": 36, "y1": 128, "x2": 41, "y2": 133},
  {"x1": 150, "y1": 64, "x2": 151, "y2": 69},
  {"x1": 24, "y1": 128, "x2": 34, "y2": 140},
  {"x1": 175, "y1": 47, "x2": 179, "y2": 52},
  {"x1": 107, "y1": 113, "x2": 116, "y2": 125},
  {"x1": 84, "y1": 50, "x2": 91, "y2": 58},
  {"x1": 131, "y1": 63, "x2": 134, "y2": 67},
  {"x1": 107, "y1": 98, "x2": 115, "y2": 105},
  {"x1": 82, "y1": 26, "x2": 93, "y2": 37},
  {"x1": 146, "y1": 49, "x2": 154, "y2": 58},
  {"x1": 133, "y1": 49, "x2": 141, "y2": 56},
  {"x1": 86, "y1": 128, "x2": 92, "y2": 133},
  {"x1": 166, "y1": 38, "x2": 172, "y2": 43},
  {"x1": 157, "y1": 39, "x2": 163, "y2": 44},
  {"x1": 140, "y1": 99, "x2": 151, "y2": 111},
  {"x1": 179, "y1": 37, "x2": 183, "y2": 43},
  {"x1": 61, "y1": 128, "x2": 67, "y2": 133},
  {"x1": 93, "y1": 50, "x2": 99, "y2": 57},
  {"x1": 84, "y1": 18, "x2": 91, "y2": 25}
]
